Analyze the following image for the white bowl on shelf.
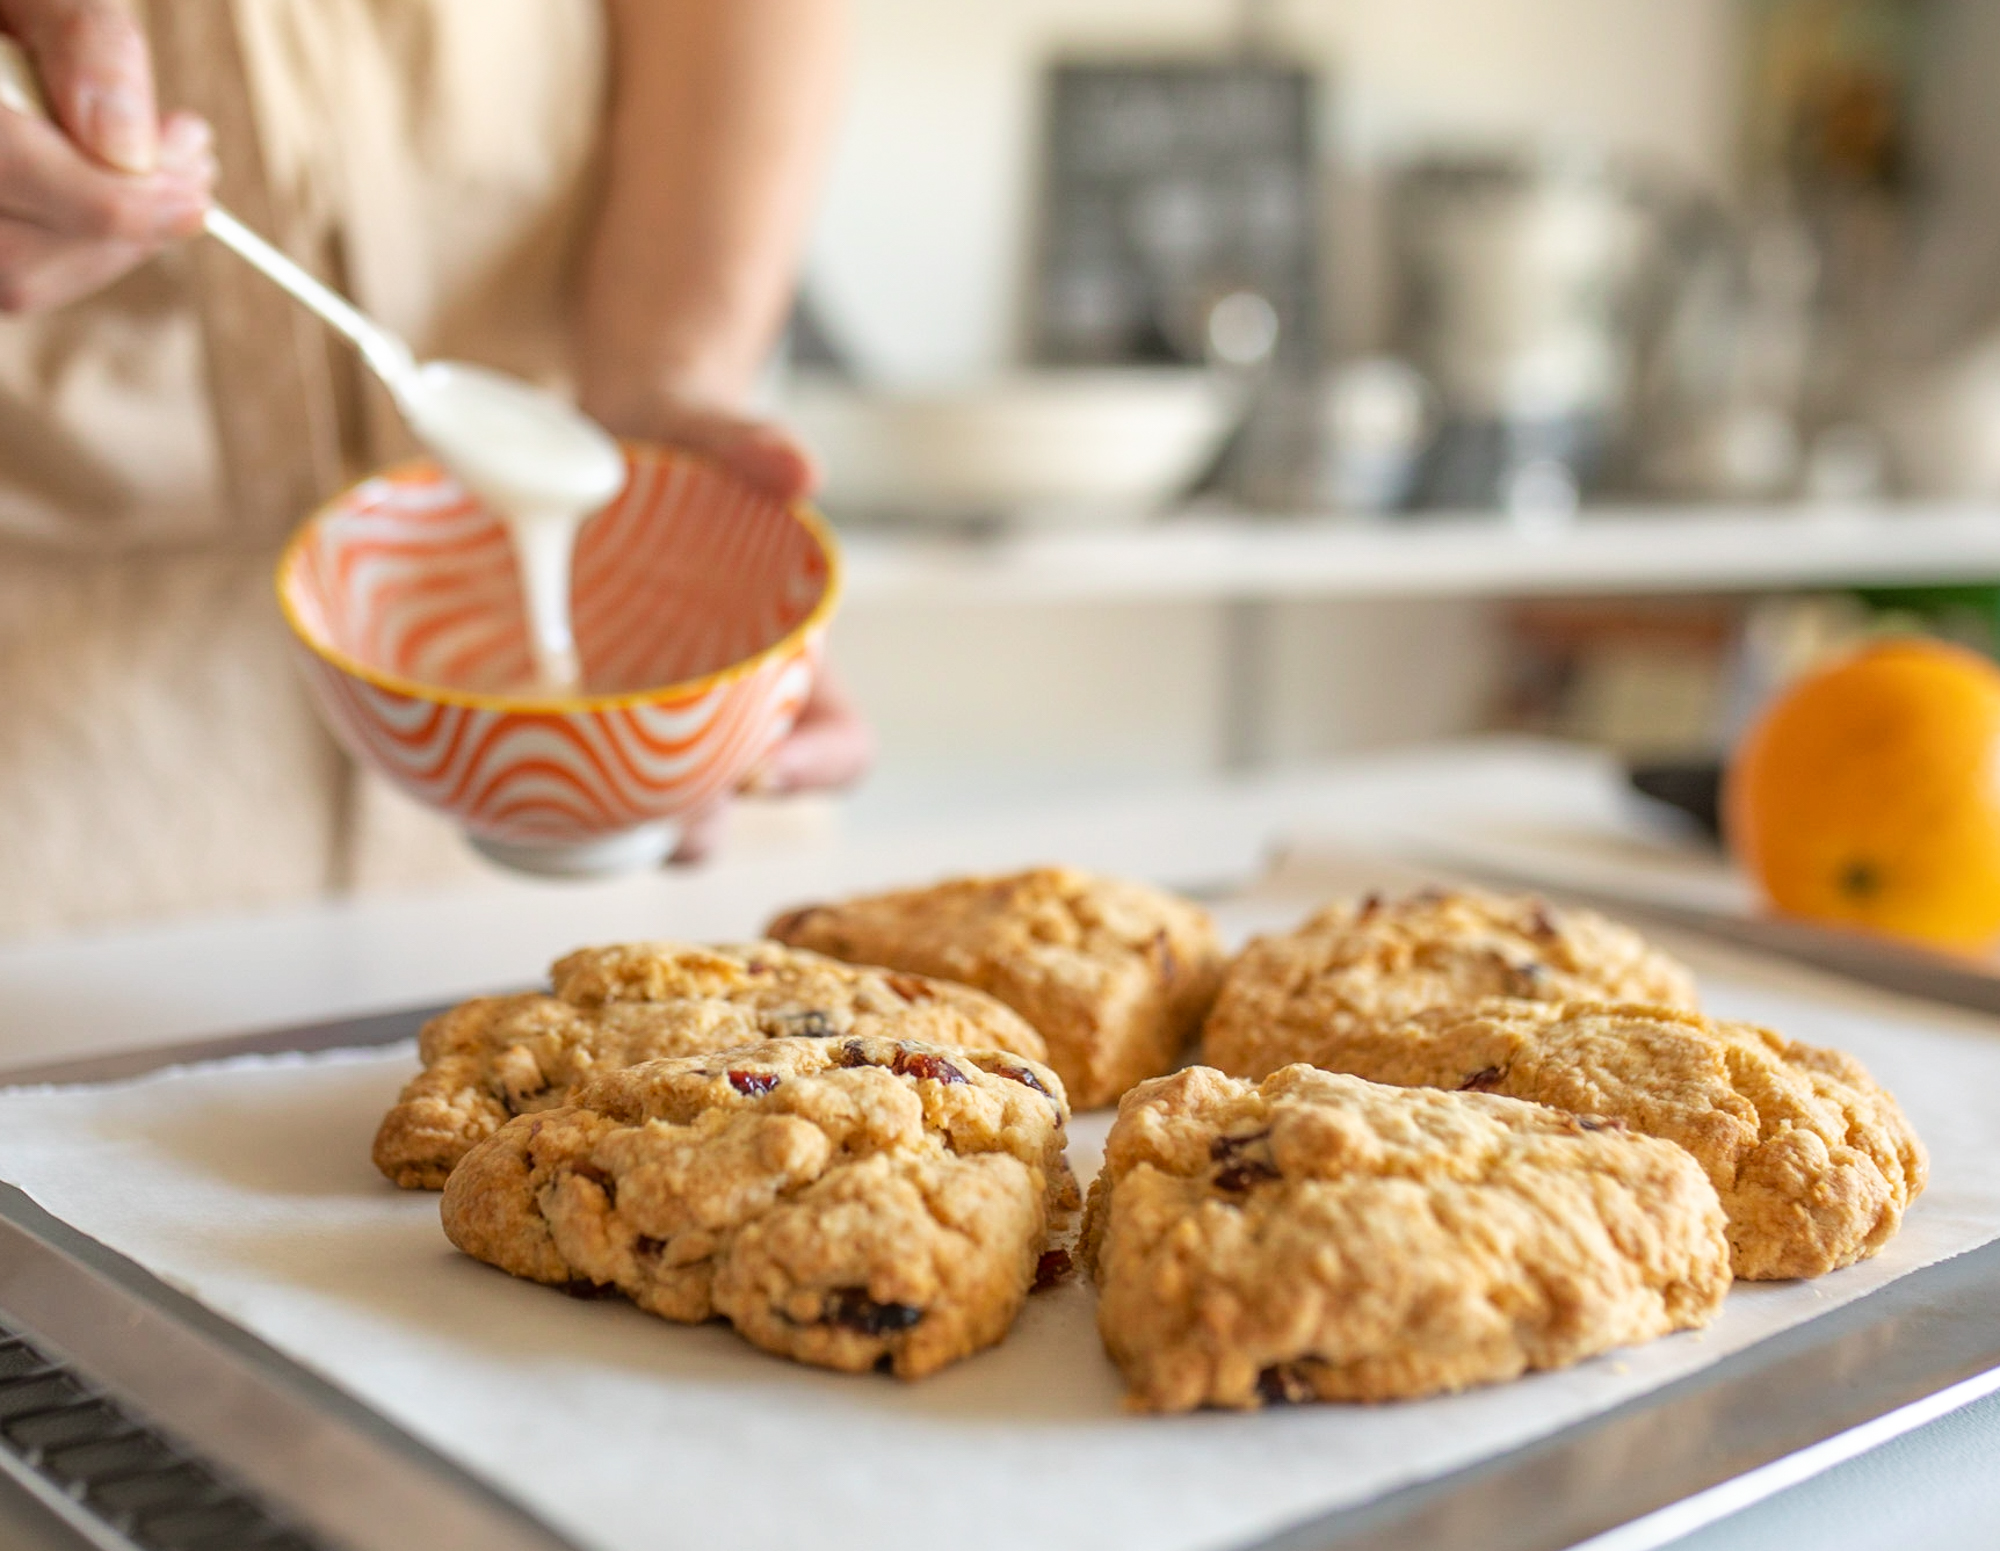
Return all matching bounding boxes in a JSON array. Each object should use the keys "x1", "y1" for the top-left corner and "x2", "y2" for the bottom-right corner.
[{"x1": 783, "y1": 369, "x2": 1242, "y2": 525}]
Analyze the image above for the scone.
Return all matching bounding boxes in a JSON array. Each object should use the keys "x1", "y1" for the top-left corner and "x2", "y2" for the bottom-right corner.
[
  {"x1": 441, "y1": 1034, "x2": 1072, "y2": 1379},
  {"x1": 768, "y1": 867, "x2": 1225, "y2": 1109},
  {"x1": 1295, "y1": 999, "x2": 1927, "y2": 1280},
  {"x1": 1202, "y1": 887, "x2": 1699, "y2": 1080},
  {"x1": 1083, "y1": 1065, "x2": 1730, "y2": 1412},
  {"x1": 374, "y1": 941, "x2": 1046, "y2": 1189}
]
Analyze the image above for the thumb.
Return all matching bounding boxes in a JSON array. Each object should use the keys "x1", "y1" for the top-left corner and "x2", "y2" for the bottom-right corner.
[
  {"x1": 668, "y1": 800, "x2": 730, "y2": 867},
  {"x1": 13, "y1": 2, "x2": 159, "y2": 172}
]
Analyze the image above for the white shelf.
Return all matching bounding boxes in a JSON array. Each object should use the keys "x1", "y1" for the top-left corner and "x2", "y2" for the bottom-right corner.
[{"x1": 837, "y1": 500, "x2": 2000, "y2": 604}]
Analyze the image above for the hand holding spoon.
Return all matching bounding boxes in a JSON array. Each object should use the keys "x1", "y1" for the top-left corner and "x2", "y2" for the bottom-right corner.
[{"x1": 0, "y1": 34, "x2": 624, "y2": 695}]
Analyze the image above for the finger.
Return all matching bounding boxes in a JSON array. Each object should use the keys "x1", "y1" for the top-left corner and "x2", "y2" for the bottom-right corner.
[
  {"x1": 755, "y1": 669, "x2": 874, "y2": 795},
  {"x1": 4, "y1": 0, "x2": 158, "y2": 170},
  {"x1": 0, "y1": 211, "x2": 153, "y2": 312},
  {"x1": 655, "y1": 404, "x2": 821, "y2": 502},
  {"x1": 156, "y1": 111, "x2": 214, "y2": 179},
  {"x1": 668, "y1": 800, "x2": 730, "y2": 866},
  {"x1": 0, "y1": 107, "x2": 206, "y2": 239},
  {"x1": 759, "y1": 715, "x2": 874, "y2": 795}
]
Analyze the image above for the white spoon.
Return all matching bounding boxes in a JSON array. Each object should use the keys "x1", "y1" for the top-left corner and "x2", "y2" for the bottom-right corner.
[{"x1": 0, "y1": 36, "x2": 626, "y2": 693}]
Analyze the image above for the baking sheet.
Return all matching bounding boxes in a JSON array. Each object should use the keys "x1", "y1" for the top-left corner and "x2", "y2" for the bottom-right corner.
[{"x1": 1, "y1": 919, "x2": 1998, "y2": 1551}]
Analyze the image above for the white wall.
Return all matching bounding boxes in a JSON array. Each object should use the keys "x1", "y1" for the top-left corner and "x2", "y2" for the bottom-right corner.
[
  {"x1": 832, "y1": 600, "x2": 1227, "y2": 819},
  {"x1": 814, "y1": 0, "x2": 1739, "y2": 806},
  {"x1": 1255, "y1": 595, "x2": 1506, "y2": 764},
  {"x1": 808, "y1": 0, "x2": 1738, "y2": 382},
  {"x1": 1287, "y1": 0, "x2": 1737, "y2": 169}
]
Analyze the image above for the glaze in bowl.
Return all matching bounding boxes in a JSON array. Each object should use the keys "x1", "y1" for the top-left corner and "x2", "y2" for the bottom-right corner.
[{"x1": 277, "y1": 445, "x2": 838, "y2": 874}]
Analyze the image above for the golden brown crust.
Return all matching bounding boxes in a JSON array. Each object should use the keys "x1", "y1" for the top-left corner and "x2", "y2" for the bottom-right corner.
[
  {"x1": 1082, "y1": 1065, "x2": 1731, "y2": 1412},
  {"x1": 1200, "y1": 888, "x2": 1699, "y2": 1082},
  {"x1": 1289, "y1": 999, "x2": 1928, "y2": 1280},
  {"x1": 440, "y1": 1035, "x2": 1072, "y2": 1379},
  {"x1": 372, "y1": 941, "x2": 1046, "y2": 1190},
  {"x1": 768, "y1": 867, "x2": 1225, "y2": 1109}
]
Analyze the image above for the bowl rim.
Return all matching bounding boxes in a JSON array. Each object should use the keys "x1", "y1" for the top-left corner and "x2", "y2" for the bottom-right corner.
[{"x1": 275, "y1": 445, "x2": 842, "y2": 715}]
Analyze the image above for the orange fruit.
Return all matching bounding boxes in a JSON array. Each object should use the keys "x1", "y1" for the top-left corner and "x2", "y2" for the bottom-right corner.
[{"x1": 1725, "y1": 636, "x2": 2000, "y2": 952}]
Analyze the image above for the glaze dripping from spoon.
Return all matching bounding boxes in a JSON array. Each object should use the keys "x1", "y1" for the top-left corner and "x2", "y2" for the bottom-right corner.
[{"x1": 0, "y1": 36, "x2": 624, "y2": 697}]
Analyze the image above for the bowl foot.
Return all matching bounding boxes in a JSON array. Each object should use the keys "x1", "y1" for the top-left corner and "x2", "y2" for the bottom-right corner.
[{"x1": 468, "y1": 822, "x2": 674, "y2": 878}]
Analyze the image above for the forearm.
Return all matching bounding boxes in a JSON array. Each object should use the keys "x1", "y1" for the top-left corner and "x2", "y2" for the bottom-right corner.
[{"x1": 578, "y1": 0, "x2": 846, "y2": 428}]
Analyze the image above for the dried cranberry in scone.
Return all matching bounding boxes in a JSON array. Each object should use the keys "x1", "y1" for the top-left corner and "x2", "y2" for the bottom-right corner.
[
  {"x1": 441, "y1": 1034, "x2": 1073, "y2": 1380},
  {"x1": 766, "y1": 867, "x2": 1226, "y2": 1110},
  {"x1": 372, "y1": 939, "x2": 1045, "y2": 1189}
]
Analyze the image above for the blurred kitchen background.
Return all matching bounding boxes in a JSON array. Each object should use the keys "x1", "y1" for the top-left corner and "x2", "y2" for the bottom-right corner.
[{"x1": 781, "y1": 0, "x2": 2000, "y2": 826}]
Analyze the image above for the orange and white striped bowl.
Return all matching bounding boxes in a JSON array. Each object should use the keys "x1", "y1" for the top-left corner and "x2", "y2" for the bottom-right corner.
[{"x1": 277, "y1": 445, "x2": 839, "y2": 874}]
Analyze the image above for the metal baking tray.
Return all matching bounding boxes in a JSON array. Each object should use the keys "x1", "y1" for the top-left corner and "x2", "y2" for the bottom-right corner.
[{"x1": 2, "y1": 1007, "x2": 1998, "y2": 1551}]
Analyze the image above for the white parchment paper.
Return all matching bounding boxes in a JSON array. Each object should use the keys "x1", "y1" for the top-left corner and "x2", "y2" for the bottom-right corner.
[{"x1": 2, "y1": 936, "x2": 1998, "y2": 1551}]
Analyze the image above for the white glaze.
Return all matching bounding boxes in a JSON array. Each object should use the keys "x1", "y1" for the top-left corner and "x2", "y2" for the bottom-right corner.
[{"x1": 398, "y1": 362, "x2": 627, "y2": 695}]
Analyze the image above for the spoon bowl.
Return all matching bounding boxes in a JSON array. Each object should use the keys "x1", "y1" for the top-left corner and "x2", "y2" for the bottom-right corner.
[{"x1": 397, "y1": 361, "x2": 625, "y2": 515}]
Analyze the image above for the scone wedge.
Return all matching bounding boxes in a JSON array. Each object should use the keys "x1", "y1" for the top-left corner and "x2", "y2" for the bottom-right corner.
[
  {"x1": 769, "y1": 866, "x2": 1225, "y2": 1109},
  {"x1": 1202, "y1": 888, "x2": 1698, "y2": 1081},
  {"x1": 442, "y1": 1034, "x2": 1072, "y2": 1378},
  {"x1": 375, "y1": 941, "x2": 1045, "y2": 1189},
  {"x1": 1299, "y1": 999, "x2": 1927, "y2": 1280},
  {"x1": 1083, "y1": 1065, "x2": 1731, "y2": 1412}
]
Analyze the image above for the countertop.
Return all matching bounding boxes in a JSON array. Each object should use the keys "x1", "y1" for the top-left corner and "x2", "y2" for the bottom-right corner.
[{"x1": 1, "y1": 738, "x2": 1995, "y2": 1551}]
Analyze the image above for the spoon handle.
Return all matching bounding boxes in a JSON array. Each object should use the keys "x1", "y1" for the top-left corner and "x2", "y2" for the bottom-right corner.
[
  {"x1": 199, "y1": 206, "x2": 415, "y2": 387},
  {"x1": 0, "y1": 34, "x2": 416, "y2": 391}
]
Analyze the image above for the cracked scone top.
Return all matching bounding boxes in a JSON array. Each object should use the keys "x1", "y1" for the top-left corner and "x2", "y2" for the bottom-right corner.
[
  {"x1": 373, "y1": 941, "x2": 1047, "y2": 1189},
  {"x1": 1083, "y1": 1065, "x2": 1731, "y2": 1412},
  {"x1": 1201, "y1": 888, "x2": 1699, "y2": 1080},
  {"x1": 1308, "y1": 999, "x2": 1927, "y2": 1280},
  {"x1": 768, "y1": 866, "x2": 1225, "y2": 1109},
  {"x1": 441, "y1": 1034, "x2": 1073, "y2": 1379}
]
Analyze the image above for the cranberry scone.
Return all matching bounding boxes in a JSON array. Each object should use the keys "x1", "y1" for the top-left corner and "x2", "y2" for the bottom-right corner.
[
  {"x1": 1201, "y1": 887, "x2": 1699, "y2": 1081},
  {"x1": 768, "y1": 866, "x2": 1225, "y2": 1109},
  {"x1": 1285, "y1": 999, "x2": 1927, "y2": 1280},
  {"x1": 441, "y1": 1034, "x2": 1073, "y2": 1378},
  {"x1": 373, "y1": 941, "x2": 1046, "y2": 1189},
  {"x1": 1083, "y1": 1065, "x2": 1731, "y2": 1411}
]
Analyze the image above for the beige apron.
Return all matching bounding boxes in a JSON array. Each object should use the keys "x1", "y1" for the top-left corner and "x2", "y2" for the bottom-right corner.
[{"x1": 0, "y1": 0, "x2": 606, "y2": 936}]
